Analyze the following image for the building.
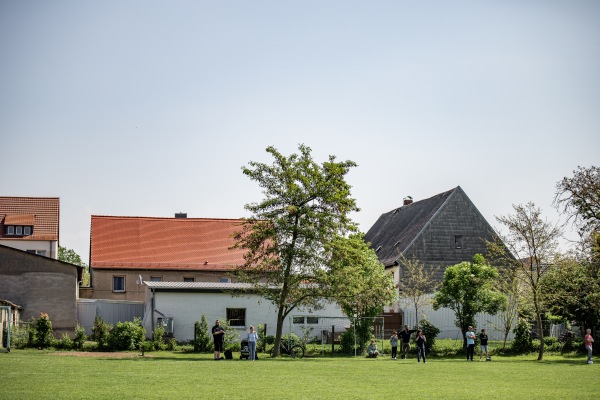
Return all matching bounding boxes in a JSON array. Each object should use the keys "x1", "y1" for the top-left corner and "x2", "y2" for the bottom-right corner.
[
  {"x1": 85, "y1": 214, "x2": 248, "y2": 302},
  {"x1": 365, "y1": 186, "x2": 508, "y2": 336},
  {"x1": 0, "y1": 244, "x2": 83, "y2": 336},
  {"x1": 0, "y1": 197, "x2": 60, "y2": 259},
  {"x1": 141, "y1": 281, "x2": 347, "y2": 343}
]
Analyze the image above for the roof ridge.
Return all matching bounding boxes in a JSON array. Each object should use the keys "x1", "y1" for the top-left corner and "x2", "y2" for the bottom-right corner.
[{"x1": 91, "y1": 215, "x2": 245, "y2": 221}]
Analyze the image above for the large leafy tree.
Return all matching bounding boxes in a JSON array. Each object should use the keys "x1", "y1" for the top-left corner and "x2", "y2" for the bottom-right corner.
[
  {"x1": 433, "y1": 254, "x2": 507, "y2": 349},
  {"x1": 397, "y1": 257, "x2": 440, "y2": 329},
  {"x1": 58, "y1": 246, "x2": 89, "y2": 286},
  {"x1": 489, "y1": 202, "x2": 562, "y2": 360},
  {"x1": 326, "y1": 233, "x2": 397, "y2": 351},
  {"x1": 541, "y1": 253, "x2": 600, "y2": 334},
  {"x1": 233, "y1": 144, "x2": 359, "y2": 356}
]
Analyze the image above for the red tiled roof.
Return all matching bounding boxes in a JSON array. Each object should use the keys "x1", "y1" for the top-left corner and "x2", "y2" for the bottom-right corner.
[
  {"x1": 0, "y1": 197, "x2": 59, "y2": 241},
  {"x1": 90, "y1": 215, "x2": 247, "y2": 271}
]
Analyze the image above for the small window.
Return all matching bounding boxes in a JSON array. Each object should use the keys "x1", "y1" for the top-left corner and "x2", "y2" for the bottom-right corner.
[
  {"x1": 150, "y1": 276, "x2": 162, "y2": 282},
  {"x1": 226, "y1": 308, "x2": 246, "y2": 327},
  {"x1": 306, "y1": 317, "x2": 319, "y2": 324},
  {"x1": 6, "y1": 226, "x2": 15, "y2": 235},
  {"x1": 113, "y1": 276, "x2": 125, "y2": 292},
  {"x1": 292, "y1": 316, "x2": 305, "y2": 324},
  {"x1": 219, "y1": 277, "x2": 231, "y2": 283},
  {"x1": 23, "y1": 226, "x2": 32, "y2": 235},
  {"x1": 37, "y1": 250, "x2": 46, "y2": 257},
  {"x1": 183, "y1": 277, "x2": 195, "y2": 282},
  {"x1": 15, "y1": 226, "x2": 23, "y2": 235},
  {"x1": 455, "y1": 235, "x2": 463, "y2": 249}
]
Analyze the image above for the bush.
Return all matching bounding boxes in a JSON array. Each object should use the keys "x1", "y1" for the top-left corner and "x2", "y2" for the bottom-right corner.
[
  {"x1": 56, "y1": 333, "x2": 73, "y2": 350},
  {"x1": 91, "y1": 316, "x2": 112, "y2": 350},
  {"x1": 152, "y1": 325, "x2": 166, "y2": 350},
  {"x1": 165, "y1": 337, "x2": 177, "y2": 351},
  {"x1": 8, "y1": 324, "x2": 29, "y2": 349},
  {"x1": 512, "y1": 318, "x2": 533, "y2": 353},
  {"x1": 194, "y1": 315, "x2": 211, "y2": 352},
  {"x1": 107, "y1": 318, "x2": 146, "y2": 351},
  {"x1": 35, "y1": 313, "x2": 54, "y2": 348},
  {"x1": 339, "y1": 329, "x2": 356, "y2": 355},
  {"x1": 73, "y1": 324, "x2": 87, "y2": 350},
  {"x1": 419, "y1": 319, "x2": 440, "y2": 350}
]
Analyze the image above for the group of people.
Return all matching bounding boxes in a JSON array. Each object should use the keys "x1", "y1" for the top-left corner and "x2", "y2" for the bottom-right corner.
[
  {"x1": 368, "y1": 325, "x2": 491, "y2": 363},
  {"x1": 211, "y1": 320, "x2": 259, "y2": 361},
  {"x1": 368, "y1": 325, "x2": 427, "y2": 362}
]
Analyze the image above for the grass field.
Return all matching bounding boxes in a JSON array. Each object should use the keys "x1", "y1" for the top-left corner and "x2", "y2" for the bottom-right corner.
[{"x1": 0, "y1": 349, "x2": 597, "y2": 399}]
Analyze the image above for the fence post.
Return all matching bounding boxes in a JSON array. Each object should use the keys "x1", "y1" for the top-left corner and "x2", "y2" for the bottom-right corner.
[{"x1": 331, "y1": 325, "x2": 335, "y2": 355}]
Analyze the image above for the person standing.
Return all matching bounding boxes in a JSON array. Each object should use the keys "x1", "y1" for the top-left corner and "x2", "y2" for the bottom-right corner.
[
  {"x1": 416, "y1": 329, "x2": 427, "y2": 363},
  {"x1": 399, "y1": 325, "x2": 417, "y2": 359},
  {"x1": 212, "y1": 320, "x2": 225, "y2": 360},
  {"x1": 247, "y1": 325, "x2": 259, "y2": 361},
  {"x1": 479, "y1": 328, "x2": 489, "y2": 361},
  {"x1": 584, "y1": 328, "x2": 594, "y2": 364},
  {"x1": 390, "y1": 331, "x2": 399, "y2": 360},
  {"x1": 466, "y1": 326, "x2": 476, "y2": 361}
]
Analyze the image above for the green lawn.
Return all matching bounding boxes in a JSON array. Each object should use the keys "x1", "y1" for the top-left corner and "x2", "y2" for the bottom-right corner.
[{"x1": 0, "y1": 349, "x2": 597, "y2": 399}]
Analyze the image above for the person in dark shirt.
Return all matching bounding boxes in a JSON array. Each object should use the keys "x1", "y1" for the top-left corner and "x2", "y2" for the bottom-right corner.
[
  {"x1": 479, "y1": 328, "x2": 489, "y2": 361},
  {"x1": 399, "y1": 325, "x2": 417, "y2": 359},
  {"x1": 212, "y1": 320, "x2": 225, "y2": 360}
]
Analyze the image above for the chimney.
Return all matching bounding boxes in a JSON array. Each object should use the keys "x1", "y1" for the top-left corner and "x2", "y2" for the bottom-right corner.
[
  {"x1": 403, "y1": 196, "x2": 413, "y2": 206},
  {"x1": 175, "y1": 212, "x2": 187, "y2": 218}
]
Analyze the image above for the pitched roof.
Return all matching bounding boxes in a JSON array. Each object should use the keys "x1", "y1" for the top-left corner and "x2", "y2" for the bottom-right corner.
[
  {"x1": 364, "y1": 187, "x2": 459, "y2": 266},
  {"x1": 0, "y1": 197, "x2": 59, "y2": 241},
  {"x1": 90, "y1": 215, "x2": 247, "y2": 271}
]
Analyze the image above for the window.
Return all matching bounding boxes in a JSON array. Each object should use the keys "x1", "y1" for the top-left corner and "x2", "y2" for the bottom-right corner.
[
  {"x1": 26, "y1": 250, "x2": 46, "y2": 256},
  {"x1": 150, "y1": 276, "x2": 162, "y2": 282},
  {"x1": 23, "y1": 226, "x2": 32, "y2": 235},
  {"x1": 15, "y1": 226, "x2": 23, "y2": 235},
  {"x1": 219, "y1": 277, "x2": 231, "y2": 283},
  {"x1": 455, "y1": 235, "x2": 463, "y2": 249},
  {"x1": 292, "y1": 316, "x2": 305, "y2": 324},
  {"x1": 306, "y1": 317, "x2": 319, "y2": 324},
  {"x1": 183, "y1": 277, "x2": 194, "y2": 282},
  {"x1": 226, "y1": 308, "x2": 246, "y2": 327},
  {"x1": 6, "y1": 226, "x2": 14, "y2": 235},
  {"x1": 113, "y1": 276, "x2": 125, "y2": 292}
]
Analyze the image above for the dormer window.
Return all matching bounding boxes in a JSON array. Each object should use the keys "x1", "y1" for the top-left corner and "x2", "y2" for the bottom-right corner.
[{"x1": 4, "y1": 225, "x2": 33, "y2": 236}]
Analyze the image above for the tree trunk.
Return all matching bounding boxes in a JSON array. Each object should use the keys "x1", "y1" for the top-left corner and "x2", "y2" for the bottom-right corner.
[
  {"x1": 272, "y1": 305, "x2": 285, "y2": 357},
  {"x1": 536, "y1": 312, "x2": 544, "y2": 361}
]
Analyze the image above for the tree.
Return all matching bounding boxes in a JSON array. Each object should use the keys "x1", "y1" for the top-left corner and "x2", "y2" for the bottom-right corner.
[
  {"x1": 554, "y1": 165, "x2": 600, "y2": 235},
  {"x1": 541, "y1": 253, "x2": 600, "y2": 334},
  {"x1": 58, "y1": 246, "x2": 89, "y2": 286},
  {"x1": 490, "y1": 202, "x2": 562, "y2": 360},
  {"x1": 326, "y1": 233, "x2": 397, "y2": 351},
  {"x1": 433, "y1": 254, "x2": 507, "y2": 349},
  {"x1": 233, "y1": 144, "x2": 359, "y2": 356},
  {"x1": 493, "y1": 266, "x2": 520, "y2": 349},
  {"x1": 396, "y1": 257, "x2": 440, "y2": 329}
]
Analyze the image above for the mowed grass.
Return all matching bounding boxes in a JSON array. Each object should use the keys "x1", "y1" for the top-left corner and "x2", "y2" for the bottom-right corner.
[{"x1": 0, "y1": 350, "x2": 598, "y2": 399}]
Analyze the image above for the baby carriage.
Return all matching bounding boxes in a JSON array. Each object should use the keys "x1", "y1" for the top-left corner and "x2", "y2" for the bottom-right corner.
[{"x1": 239, "y1": 339, "x2": 258, "y2": 359}]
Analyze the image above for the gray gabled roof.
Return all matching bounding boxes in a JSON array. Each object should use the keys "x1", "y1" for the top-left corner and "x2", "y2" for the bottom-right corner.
[{"x1": 364, "y1": 187, "x2": 460, "y2": 267}]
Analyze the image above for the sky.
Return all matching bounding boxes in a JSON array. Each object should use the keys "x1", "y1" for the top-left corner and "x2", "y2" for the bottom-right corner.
[{"x1": 1, "y1": 1, "x2": 599, "y2": 261}]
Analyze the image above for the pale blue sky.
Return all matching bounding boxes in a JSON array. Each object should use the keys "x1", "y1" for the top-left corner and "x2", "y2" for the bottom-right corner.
[{"x1": 1, "y1": 1, "x2": 598, "y2": 260}]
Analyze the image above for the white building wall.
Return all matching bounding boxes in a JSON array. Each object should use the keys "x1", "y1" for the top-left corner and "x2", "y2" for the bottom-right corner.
[
  {"x1": 144, "y1": 290, "x2": 345, "y2": 343},
  {"x1": 0, "y1": 240, "x2": 57, "y2": 259}
]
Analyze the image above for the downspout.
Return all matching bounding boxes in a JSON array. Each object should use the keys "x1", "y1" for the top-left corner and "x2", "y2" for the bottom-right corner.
[{"x1": 151, "y1": 288, "x2": 155, "y2": 334}]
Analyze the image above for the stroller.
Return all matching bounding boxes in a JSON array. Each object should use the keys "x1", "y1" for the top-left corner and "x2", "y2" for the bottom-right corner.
[{"x1": 239, "y1": 339, "x2": 258, "y2": 359}]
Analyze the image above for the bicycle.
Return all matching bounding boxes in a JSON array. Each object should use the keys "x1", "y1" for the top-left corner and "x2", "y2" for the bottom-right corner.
[{"x1": 269, "y1": 341, "x2": 305, "y2": 358}]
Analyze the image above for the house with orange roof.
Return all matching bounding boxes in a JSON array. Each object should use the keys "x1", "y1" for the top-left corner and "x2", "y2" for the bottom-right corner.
[
  {"x1": 0, "y1": 196, "x2": 60, "y2": 259},
  {"x1": 85, "y1": 214, "x2": 248, "y2": 302}
]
